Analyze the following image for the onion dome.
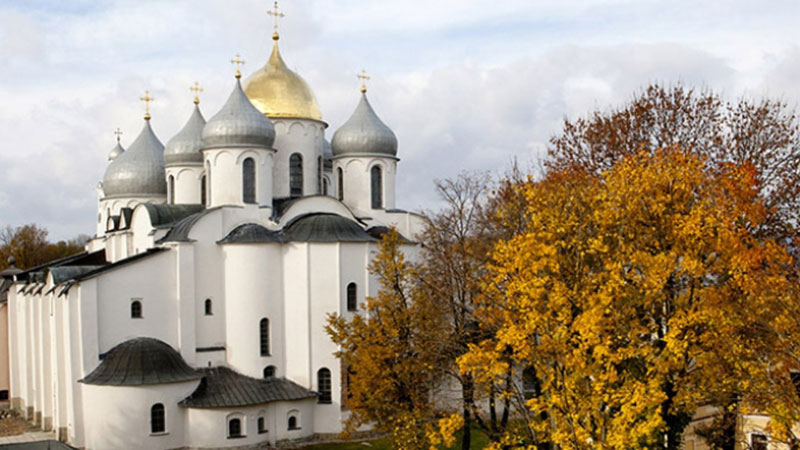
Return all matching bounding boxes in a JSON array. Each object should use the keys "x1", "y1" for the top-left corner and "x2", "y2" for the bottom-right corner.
[
  {"x1": 165, "y1": 104, "x2": 206, "y2": 165},
  {"x1": 107, "y1": 142, "x2": 124, "y2": 162},
  {"x1": 202, "y1": 77, "x2": 275, "y2": 150},
  {"x1": 243, "y1": 37, "x2": 323, "y2": 121},
  {"x1": 102, "y1": 119, "x2": 166, "y2": 198},
  {"x1": 80, "y1": 337, "x2": 201, "y2": 386},
  {"x1": 332, "y1": 92, "x2": 397, "y2": 157}
]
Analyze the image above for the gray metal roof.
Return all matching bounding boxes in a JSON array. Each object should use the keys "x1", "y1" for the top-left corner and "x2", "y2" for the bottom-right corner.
[
  {"x1": 102, "y1": 120, "x2": 167, "y2": 198},
  {"x1": 331, "y1": 93, "x2": 397, "y2": 157},
  {"x1": 283, "y1": 213, "x2": 376, "y2": 242},
  {"x1": 107, "y1": 142, "x2": 125, "y2": 162},
  {"x1": 142, "y1": 203, "x2": 205, "y2": 228},
  {"x1": 202, "y1": 79, "x2": 275, "y2": 151},
  {"x1": 49, "y1": 266, "x2": 103, "y2": 285},
  {"x1": 157, "y1": 206, "x2": 227, "y2": 243},
  {"x1": 80, "y1": 337, "x2": 201, "y2": 386},
  {"x1": 179, "y1": 366, "x2": 316, "y2": 408},
  {"x1": 217, "y1": 223, "x2": 283, "y2": 244},
  {"x1": 165, "y1": 104, "x2": 206, "y2": 165}
]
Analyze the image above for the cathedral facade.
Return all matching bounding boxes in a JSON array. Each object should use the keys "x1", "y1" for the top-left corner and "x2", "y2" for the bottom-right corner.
[{"x1": 6, "y1": 14, "x2": 424, "y2": 450}]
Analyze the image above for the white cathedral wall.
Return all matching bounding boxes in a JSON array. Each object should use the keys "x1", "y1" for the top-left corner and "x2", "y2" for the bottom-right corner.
[
  {"x1": 203, "y1": 148, "x2": 274, "y2": 208},
  {"x1": 81, "y1": 381, "x2": 199, "y2": 450},
  {"x1": 272, "y1": 119, "x2": 325, "y2": 198},
  {"x1": 333, "y1": 156, "x2": 398, "y2": 213},
  {"x1": 166, "y1": 165, "x2": 204, "y2": 205},
  {"x1": 282, "y1": 243, "x2": 311, "y2": 387},
  {"x1": 222, "y1": 243, "x2": 284, "y2": 379}
]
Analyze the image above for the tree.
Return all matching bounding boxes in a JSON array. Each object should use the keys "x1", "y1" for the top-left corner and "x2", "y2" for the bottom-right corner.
[
  {"x1": 0, "y1": 224, "x2": 85, "y2": 271},
  {"x1": 326, "y1": 229, "x2": 447, "y2": 449},
  {"x1": 458, "y1": 148, "x2": 800, "y2": 448}
]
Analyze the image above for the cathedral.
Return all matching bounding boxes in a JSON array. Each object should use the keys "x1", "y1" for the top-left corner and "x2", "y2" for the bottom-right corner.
[{"x1": 5, "y1": 5, "x2": 425, "y2": 449}]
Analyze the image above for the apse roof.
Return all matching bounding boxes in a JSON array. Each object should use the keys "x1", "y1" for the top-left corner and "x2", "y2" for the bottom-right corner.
[
  {"x1": 217, "y1": 223, "x2": 284, "y2": 244},
  {"x1": 282, "y1": 213, "x2": 376, "y2": 243},
  {"x1": 179, "y1": 366, "x2": 316, "y2": 408},
  {"x1": 80, "y1": 337, "x2": 201, "y2": 386}
]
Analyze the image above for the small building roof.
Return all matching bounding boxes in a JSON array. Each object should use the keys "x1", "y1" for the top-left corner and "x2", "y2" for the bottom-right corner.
[
  {"x1": 142, "y1": 203, "x2": 206, "y2": 228},
  {"x1": 179, "y1": 366, "x2": 316, "y2": 408},
  {"x1": 80, "y1": 337, "x2": 201, "y2": 386}
]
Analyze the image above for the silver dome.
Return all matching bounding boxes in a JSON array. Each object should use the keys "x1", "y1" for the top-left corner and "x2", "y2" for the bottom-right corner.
[
  {"x1": 108, "y1": 142, "x2": 125, "y2": 162},
  {"x1": 331, "y1": 93, "x2": 397, "y2": 157},
  {"x1": 102, "y1": 120, "x2": 167, "y2": 198},
  {"x1": 202, "y1": 79, "x2": 275, "y2": 150},
  {"x1": 165, "y1": 104, "x2": 206, "y2": 166}
]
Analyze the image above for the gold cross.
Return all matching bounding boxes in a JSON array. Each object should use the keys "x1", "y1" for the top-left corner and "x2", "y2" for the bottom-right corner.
[
  {"x1": 267, "y1": 1, "x2": 285, "y2": 40},
  {"x1": 358, "y1": 69, "x2": 371, "y2": 93},
  {"x1": 190, "y1": 81, "x2": 203, "y2": 105},
  {"x1": 230, "y1": 53, "x2": 246, "y2": 79},
  {"x1": 140, "y1": 90, "x2": 154, "y2": 120},
  {"x1": 114, "y1": 128, "x2": 123, "y2": 143}
]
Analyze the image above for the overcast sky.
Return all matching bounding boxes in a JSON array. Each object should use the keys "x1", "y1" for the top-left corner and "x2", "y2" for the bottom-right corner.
[{"x1": 1, "y1": 0, "x2": 799, "y2": 240}]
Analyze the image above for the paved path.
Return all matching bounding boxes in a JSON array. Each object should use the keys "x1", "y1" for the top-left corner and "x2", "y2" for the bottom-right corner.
[{"x1": 0, "y1": 431, "x2": 56, "y2": 444}]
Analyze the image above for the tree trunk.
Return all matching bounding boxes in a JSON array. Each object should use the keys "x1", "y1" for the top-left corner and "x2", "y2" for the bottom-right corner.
[{"x1": 462, "y1": 377, "x2": 473, "y2": 450}]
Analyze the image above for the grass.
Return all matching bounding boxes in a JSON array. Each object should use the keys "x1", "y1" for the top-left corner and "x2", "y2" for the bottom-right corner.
[{"x1": 302, "y1": 425, "x2": 490, "y2": 450}]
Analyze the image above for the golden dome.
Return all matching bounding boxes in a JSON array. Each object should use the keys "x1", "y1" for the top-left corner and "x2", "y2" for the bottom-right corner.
[{"x1": 243, "y1": 39, "x2": 323, "y2": 121}]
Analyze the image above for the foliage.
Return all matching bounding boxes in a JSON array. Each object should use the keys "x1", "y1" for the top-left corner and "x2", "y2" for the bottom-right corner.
[
  {"x1": 0, "y1": 224, "x2": 86, "y2": 271},
  {"x1": 458, "y1": 148, "x2": 800, "y2": 448}
]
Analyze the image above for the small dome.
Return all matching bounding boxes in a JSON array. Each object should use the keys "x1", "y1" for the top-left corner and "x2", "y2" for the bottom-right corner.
[
  {"x1": 80, "y1": 337, "x2": 201, "y2": 386},
  {"x1": 165, "y1": 105, "x2": 206, "y2": 165},
  {"x1": 102, "y1": 120, "x2": 166, "y2": 198},
  {"x1": 202, "y1": 79, "x2": 275, "y2": 150},
  {"x1": 332, "y1": 93, "x2": 397, "y2": 157},
  {"x1": 243, "y1": 40, "x2": 323, "y2": 121},
  {"x1": 108, "y1": 142, "x2": 125, "y2": 162}
]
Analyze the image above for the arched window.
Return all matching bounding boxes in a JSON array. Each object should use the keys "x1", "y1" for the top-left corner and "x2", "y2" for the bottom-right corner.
[
  {"x1": 201, "y1": 174, "x2": 207, "y2": 206},
  {"x1": 242, "y1": 157, "x2": 256, "y2": 204},
  {"x1": 257, "y1": 416, "x2": 267, "y2": 434},
  {"x1": 371, "y1": 165, "x2": 383, "y2": 209},
  {"x1": 168, "y1": 175, "x2": 175, "y2": 204},
  {"x1": 289, "y1": 153, "x2": 303, "y2": 197},
  {"x1": 260, "y1": 318, "x2": 270, "y2": 356},
  {"x1": 317, "y1": 368, "x2": 332, "y2": 404},
  {"x1": 228, "y1": 417, "x2": 242, "y2": 438},
  {"x1": 317, "y1": 156, "x2": 323, "y2": 194},
  {"x1": 288, "y1": 414, "x2": 299, "y2": 430},
  {"x1": 346, "y1": 282, "x2": 357, "y2": 312},
  {"x1": 150, "y1": 403, "x2": 165, "y2": 434},
  {"x1": 263, "y1": 365, "x2": 276, "y2": 378},
  {"x1": 323, "y1": 178, "x2": 329, "y2": 196},
  {"x1": 131, "y1": 300, "x2": 142, "y2": 319},
  {"x1": 337, "y1": 167, "x2": 344, "y2": 200},
  {"x1": 204, "y1": 299, "x2": 212, "y2": 316}
]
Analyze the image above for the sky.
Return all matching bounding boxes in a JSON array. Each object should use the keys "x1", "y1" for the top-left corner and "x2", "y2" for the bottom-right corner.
[{"x1": 1, "y1": 0, "x2": 799, "y2": 240}]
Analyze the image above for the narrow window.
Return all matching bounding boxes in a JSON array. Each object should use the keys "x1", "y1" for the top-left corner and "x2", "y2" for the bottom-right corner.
[
  {"x1": 150, "y1": 403, "x2": 165, "y2": 434},
  {"x1": 201, "y1": 174, "x2": 207, "y2": 206},
  {"x1": 371, "y1": 165, "x2": 383, "y2": 209},
  {"x1": 257, "y1": 417, "x2": 267, "y2": 434},
  {"x1": 751, "y1": 434, "x2": 768, "y2": 450},
  {"x1": 289, "y1": 153, "x2": 303, "y2": 197},
  {"x1": 228, "y1": 418, "x2": 242, "y2": 438},
  {"x1": 242, "y1": 157, "x2": 256, "y2": 204},
  {"x1": 204, "y1": 299, "x2": 212, "y2": 316},
  {"x1": 288, "y1": 415, "x2": 298, "y2": 430},
  {"x1": 260, "y1": 318, "x2": 270, "y2": 356},
  {"x1": 131, "y1": 300, "x2": 142, "y2": 319},
  {"x1": 337, "y1": 167, "x2": 344, "y2": 200},
  {"x1": 317, "y1": 156, "x2": 323, "y2": 194},
  {"x1": 323, "y1": 178, "x2": 329, "y2": 196},
  {"x1": 168, "y1": 175, "x2": 175, "y2": 204},
  {"x1": 263, "y1": 365, "x2": 276, "y2": 378},
  {"x1": 317, "y1": 368, "x2": 332, "y2": 404},
  {"x1": 346, "y1": 282, "x2": 357, "y2": 312}
]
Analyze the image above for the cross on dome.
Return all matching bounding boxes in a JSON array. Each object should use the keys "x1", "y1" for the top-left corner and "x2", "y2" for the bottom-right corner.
[
  {"x1": 358, "y1": 69, "x2": 370, "y2": 93},
  {"x1": 268, "y1": 1, "x2": 285, "y2": 41},
  {"x1": 140, "y1": 91, "x2": 155, "y2": 120},
  {"x1": 114, "y1": 128, "x2": 123, "y2": 143},
  {"x1": 230, "y1": 54, "x2": 246, "y2": 79},
  {"x1": 190, "y1": 81, "x2": 203, "y2": 105}
]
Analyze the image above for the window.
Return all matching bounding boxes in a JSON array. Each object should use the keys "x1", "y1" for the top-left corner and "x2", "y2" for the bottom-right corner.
[
  {"x1": 228, "y1": 418, "x2": 243, "y2": 438},
  {"x1": 371, "y1": 165, "x2": 383, "y2": 209},
  {"x1": 260, "y1": 318, "x2": 270, "y2": 356},
  {"x1": 263, "y1": 365, "x2": 276, "y2": 378},
  {"x1": 204, "y1": 299, "x2": 213, "y2": 316},
  {"x1": 318, "y1": 368, "x2": 332, "y2": 404},
  {"x1": 290, "y1": 153, "x2": 303, "y2": 197},
  {"x1": 0, "y1": 390, "x2": 8, "y2": 401},
  {"x1": 150, "y1": 403, "x2": 165, "y2": 434},
  {"x1": 522, "y1": 366, "x2": 541, "y2": 399},
  {"x1": 337, "y1": 167, "x2": 344, "y2": 200},
  {"x1": 317, "y1": 156, "x2": 323, "y2": 194},
  {"x1": 242, "y1": 157, "x2": 256, "y2": 204},
  {"x1": 346, "y1": 282, "x2": 357, "y2": 312},
  {"x1": 287, "y1": 412, "x2": 300, "y2": 430},
  {"x1": 257, "y1": 416, "x2": 267, "y2": 434},
  {"x1": 752, "y1": 433, "x2": 768, "y2": 450},
  {"x1": 323, "y1": 178, "x2": 329, "y2": 196},
  {"x1": 201, "y1": 174, "x2": 207, "y2": 206},
  {"x1": 168, "y1": 175, "x2": 175, "y2": 204},
  {"x1": 131, "y1": 300, "x2": 142, "y2": 319}
]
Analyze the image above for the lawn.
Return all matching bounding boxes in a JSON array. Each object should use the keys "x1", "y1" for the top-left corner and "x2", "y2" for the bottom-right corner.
[{"x1": 302, "y1": 426, "x2": 490, "y2": 450}]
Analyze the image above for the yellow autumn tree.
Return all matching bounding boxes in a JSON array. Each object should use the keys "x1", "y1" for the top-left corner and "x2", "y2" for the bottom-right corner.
[{"x1": 458, "y1": 148, "x2": 800, "y2": 448}]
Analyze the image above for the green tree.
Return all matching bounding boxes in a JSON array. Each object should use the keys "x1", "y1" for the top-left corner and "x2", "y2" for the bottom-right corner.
[{"x1": 0, "y1": 224, "x2": 85, "y2": 271}]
